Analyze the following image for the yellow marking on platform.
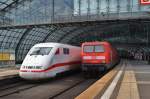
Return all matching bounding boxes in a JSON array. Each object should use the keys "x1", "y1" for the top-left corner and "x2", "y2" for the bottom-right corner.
[
  {"x1": 117, "y1": 71, "x2": 140, "y2": 99},
  {"x1": 75, "y1": 68, "x2": 119, "y2": 99}
]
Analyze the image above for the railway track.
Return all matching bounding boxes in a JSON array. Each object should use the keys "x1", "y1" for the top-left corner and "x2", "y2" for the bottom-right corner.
[
  {"x1": 0, "y1": 77, "x2": 86, "y2": 98},
  {"x1": 0, "y1": 69, "x2": 112, "y2": 99},
  {"x1": 49, "y1": 78, "x2": 87, "y2": 99},
  {"x1": 0, "y1": 72, "x2": 90, "y2": 99},
  {"x1": 0, "y1": 76, "x2": 40, "y2": 98},
  {"x1": 0, "y1": 75, "x2": 20, "y2": 86}
]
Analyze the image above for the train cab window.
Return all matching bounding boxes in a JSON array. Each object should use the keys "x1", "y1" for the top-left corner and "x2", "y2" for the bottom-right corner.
[
  {"x1": 63, "y1": 48, "x2": 69, "y2": 54},
  {"x1": 84, "y1": 46, "x2": 94, "y2": 53},
  {"x1": 84, "y1": 45, "x2": 104, "y2": 53},
  {"x1": 29, "y1": 47, "x2": 53, "y2": 55},
  {"x1": 95, "y1": 45, "x2": 104, "y2": 52}
]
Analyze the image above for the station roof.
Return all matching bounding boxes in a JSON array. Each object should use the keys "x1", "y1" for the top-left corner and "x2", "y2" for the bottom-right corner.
[{"x1": 0, "y1": 0, "x2": 150, "y2": 62}]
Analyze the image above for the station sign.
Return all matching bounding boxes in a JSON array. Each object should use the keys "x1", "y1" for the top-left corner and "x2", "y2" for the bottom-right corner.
[{"x1": 140, "y1": 0, "x2": 150, "y2": 5}]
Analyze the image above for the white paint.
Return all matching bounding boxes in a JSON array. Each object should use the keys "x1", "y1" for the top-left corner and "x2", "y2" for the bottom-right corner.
[
  {"x1": 100, "y1": 64, "x2": 125, "y2": 99},
  {"x1": 20, "y1": 42, "x2": 81, "y2": 80},
  {"x1": 83, "y1": 56, "x2": 106, "y2": 60},
  {"x1": 83, "y1": 56, "x2": 92, "y2": 59},
  {"x1": 96, "y1": 56, "x2": 105, "y2": 59}
]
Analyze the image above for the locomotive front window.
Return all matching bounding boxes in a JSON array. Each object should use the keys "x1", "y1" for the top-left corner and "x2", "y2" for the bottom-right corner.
[
  {"x1": 95, "y1": 45, "x2": 104, "y2": 52},
  {"x1": 84, "y1": 45, "x2": 104, "y2": 53},
  {"x1": 84, "y1": 46, "x2": 94, "y2": 52},
  {"x1": 29, "y1": 47, "x2": 53, "y2": 55}
]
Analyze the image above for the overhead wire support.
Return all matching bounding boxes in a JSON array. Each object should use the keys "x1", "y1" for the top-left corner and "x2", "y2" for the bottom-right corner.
[
  {"x1": 117, "y1": 0, "x2": 120, "y2": 18},
  {"x1": 106, "y1": 0, "x2": 110, "y2": 19},
  {"x1": 96, "y1": 0, "x2": 100, "y2": 16},
  {"x1": 87, "y1": 0, "x2": 90, "y2": 18},
  {"x1": 78, "y1": 0, "x2": 81, "y2": 16},
  {"x1": 51, "y1": 0, "x2": 55, "y2": 23}
]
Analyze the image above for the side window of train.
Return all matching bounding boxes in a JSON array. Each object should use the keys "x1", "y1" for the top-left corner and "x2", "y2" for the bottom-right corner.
[
  {"x1": 55, "y1": 48, "x2": 60, "y2": 55},
  {"x1": 63, "y1": 48, "x2": 69, "y2": 55}
]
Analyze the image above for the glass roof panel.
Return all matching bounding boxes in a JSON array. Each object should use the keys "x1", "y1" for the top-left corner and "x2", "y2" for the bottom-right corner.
[{"x1": 0, "y1": 0, "x2": 14, "y2": 9}]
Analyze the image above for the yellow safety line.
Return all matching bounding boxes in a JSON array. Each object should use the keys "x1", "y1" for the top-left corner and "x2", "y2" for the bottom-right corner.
[
  {"x1": 101, "y1": 63, "x2": 125, "y2": 99},
  {"x1": 75, "y1": 63, "x2": 122, "y2": 99},
  {"x1": 117, "y1": 71, "x2": 140, "y2": 99}
]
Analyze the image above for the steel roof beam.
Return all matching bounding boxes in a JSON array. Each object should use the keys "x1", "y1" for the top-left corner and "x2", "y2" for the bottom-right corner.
[
  {"x1": 1, "y1": 0, "x2": 19, "y2": 12},
  {"x1": 0, "y1": 0, "x2": 31, "y2": 12},
  {"x1": 42, "y1": 26, "x2": 61, "y2": 42},
  {"x1": 0, "y1": 1, "x2": 8, "y2": 5},
  {"x1": 15, "y1": 28, "x2": 32, "y2": 58},
  {"x1": 1, "y1": 19, "x2": 150, "y2": 29}
]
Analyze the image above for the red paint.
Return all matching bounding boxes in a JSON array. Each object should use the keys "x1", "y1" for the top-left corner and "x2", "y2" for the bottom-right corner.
[
  {"x1": 20, "y1": 61, "x2": 81, "y2": 72},
  {"x1": 55, "y1": 48, "x2": 60, "y2": 55},
  {"x1": 140, "y1": 0, "x2": 150, "y2": 5},
  {"x1": 20, "y1": 70, "x2": 28, "y2": 72},
  {"x1": 81, "y1": 41, "x2": 119, "y2": 65}
]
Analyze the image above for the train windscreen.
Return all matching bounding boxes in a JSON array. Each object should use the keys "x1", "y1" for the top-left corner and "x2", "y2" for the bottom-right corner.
[
  {"x1": 95, "y1": 45, "x2": 104, "y2": 52},
  {"x1": 29, "y1": 47, "x2": 53, "y2": 55},
  {"x1": 84, "y1": 46, "x2": 94, "y2": 53},
  {"x1": 84, "y1": 45, "x2": 104, "y2": 53}
]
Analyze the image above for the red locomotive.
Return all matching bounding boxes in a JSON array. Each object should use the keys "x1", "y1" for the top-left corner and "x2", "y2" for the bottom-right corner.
[{"x1": 81, "y1": 41, "x2": 120, "y2": 74}]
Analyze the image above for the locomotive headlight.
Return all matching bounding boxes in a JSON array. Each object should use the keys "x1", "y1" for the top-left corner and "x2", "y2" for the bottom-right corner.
[
  {"x1": 101, "y1": 60, "x2": 106, "y2": 63},
  {"x1": 83, "y1": 56, "x2": 92, "y2": 60},
  {"x1": 96, "y1": 56, "x2": 105, "y2": 59}
]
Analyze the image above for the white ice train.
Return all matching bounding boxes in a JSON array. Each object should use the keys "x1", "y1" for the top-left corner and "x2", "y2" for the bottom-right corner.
[{"x1": 19, "y1": 43, "x2": 81, "y2": 80}]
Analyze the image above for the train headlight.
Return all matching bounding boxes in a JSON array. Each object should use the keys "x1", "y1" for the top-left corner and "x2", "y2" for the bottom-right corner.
[
  {"x1": 83, "y1": 56, "x2": 92, "y2": 60},
  {"x1": 96, "y1": 56, "x2": 105, "y2": 59},
  {"x1": 101, "y1": 60, "x2": 106, "y2": 63}
]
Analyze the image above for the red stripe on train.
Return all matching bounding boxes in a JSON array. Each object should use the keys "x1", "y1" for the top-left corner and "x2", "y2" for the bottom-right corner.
[{"x1": 20, "y1": 61, "x2": 81, "y2": 72}]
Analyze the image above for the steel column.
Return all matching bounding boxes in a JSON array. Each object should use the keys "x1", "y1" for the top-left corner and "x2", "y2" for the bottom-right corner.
[
  {"x1": 78, "y1": 0, "x2": 81, "y2": 16},
  {"x1": 97, "y1": 0, "x2": 100, "y2": 15},
  {"x1": 52, "y1": 0, "x2": 55, "y2": 22}
]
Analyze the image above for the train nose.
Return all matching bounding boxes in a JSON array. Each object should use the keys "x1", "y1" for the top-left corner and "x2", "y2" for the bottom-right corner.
[{"x1": 19, "y1": 71, "x2": 45, "y2": 80}]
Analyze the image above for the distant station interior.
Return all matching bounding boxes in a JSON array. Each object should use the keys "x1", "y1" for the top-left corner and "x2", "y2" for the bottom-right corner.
[{"x1": 0, "y1": 0, "x2": 150, "y2": 98}]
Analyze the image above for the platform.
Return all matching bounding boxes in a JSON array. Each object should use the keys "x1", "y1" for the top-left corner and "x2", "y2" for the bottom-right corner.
[
  {"x1": 0, "y1": 66, "x2": 19, "y2": 79},
  {"x1": 76, "y1": 60, "x2": 150, "y2": 99}
]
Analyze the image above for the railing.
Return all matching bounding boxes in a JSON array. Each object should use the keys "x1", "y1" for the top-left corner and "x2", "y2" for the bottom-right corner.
[
  {"x1": 1, "y1": 11, "x2": 150, "y2": 27},
  {"x1": 50, "y1": 12, "x2": 150, "y2": 24}
]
